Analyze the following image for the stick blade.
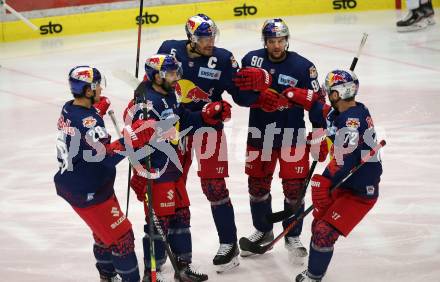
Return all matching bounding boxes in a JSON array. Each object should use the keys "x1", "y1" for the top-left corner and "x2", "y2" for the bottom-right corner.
[
  {"x1": 266, "y1": 209, "x2": 294, "y2": 223},
  {"x1": 239, "y1": 237, "x2": 269, "y2": 255}
]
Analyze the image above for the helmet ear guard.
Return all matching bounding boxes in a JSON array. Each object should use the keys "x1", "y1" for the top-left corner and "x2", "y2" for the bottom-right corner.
[{"x1": 322, "y1": 70, "x2": 359, "y2": 100}]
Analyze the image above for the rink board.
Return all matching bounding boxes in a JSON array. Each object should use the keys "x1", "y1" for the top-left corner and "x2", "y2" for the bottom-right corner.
[{"x1": 1, "y1": 0, "x2": 439, "y2": 42}]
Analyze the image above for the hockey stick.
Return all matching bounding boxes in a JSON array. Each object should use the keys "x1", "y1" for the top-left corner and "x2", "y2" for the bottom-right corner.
[
  {"x1": 240, "y1": 140, "x2": 386, "y2": 255},
  {"x1": 1, "y1": 1, "x2": 38, "y2": 31},
  {"x1": 142, "y1": 101, "x2": 182, "y2": 281},
  {"x1": 143, "y1": 109, "x2": 157, "y2": 282},
  {"x1": 108, "y1": 109, "x2": 182, "y2": 280},
  {"x1": 265, "y1": 33, "x2": 369, "y2": 223},
  {"x1": 350, "y1": 33, "x2": 368, "y2": 71},
  {"x1": 265, "y1": 159, "x2": 317, "y2": 223},
  {"x1": 124, "y1": 0, "x2": 146, "y2": 220},
  {"x1": 108, "y1": 110, "x2": 122, "y2": 134}
]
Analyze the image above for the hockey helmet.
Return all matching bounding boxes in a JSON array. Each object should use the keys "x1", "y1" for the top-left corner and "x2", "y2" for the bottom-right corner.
[
  {"x1": 69, "y1": 66, "x2": 104, "y2": 96},
  {"x1": 261, "y1": 18, "x2": 290, "y2": 41},
  {"x1": 185, "y1": 14, "x2": 218, "y2": 44},
  {"x1": 323, "y1": 70, "x2": 359, "y2": 99},
  {"x1": 145, "y1": 54, "x2": 182, "y2": 81}
]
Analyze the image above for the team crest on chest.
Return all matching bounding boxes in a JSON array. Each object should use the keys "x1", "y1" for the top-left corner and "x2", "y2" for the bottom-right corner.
[
  {"x1": 346, "y1": 118, "x2": 360, "y2": 129},
  {"x1": 82, "y1": 116, "x2": 97, "y2": 128}
]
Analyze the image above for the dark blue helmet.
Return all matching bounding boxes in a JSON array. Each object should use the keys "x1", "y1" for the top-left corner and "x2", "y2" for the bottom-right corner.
[
  {"x1": 261, "y1": 18, "x2": 290, "y2": 41},
  {"x1": 185, "y1": 14, "x2": 218, "y2": 43},
  {"x1": 145, "y1": 54, "x2": 182, "y2": 81},
  {"x1": 68, "y1": 66, "x2": 102, "y2": 96}
]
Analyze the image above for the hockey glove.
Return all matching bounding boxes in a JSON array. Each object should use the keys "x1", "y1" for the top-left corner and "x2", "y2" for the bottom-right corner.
[
  {"x1": 202, "y1": 100, "x2": 232, "y2": 125},
  {"x1": 307, "y1": 129, "x2": 329, "y2": 162},
  {"x1": 311, "y1": 174, "x2": 333, "y2": 219},
  {"x1": 282, "y1": 87, "x2": 318, "y2": 111},
  {"x1": 234, "y1": 67, "x2": 272, "y2": 91},
  {"x1": 130, "y1": 167, "x2": 147, "y2": 201},
  {"x1": 254, "y1": 88, "x2": 289, "y2": 112},
  {"x1": 123, "y1": 119, "x2": 156, "y2": 149},
  {"x1": 93, "y1": 96, "x2": 111, "y2": 117}
]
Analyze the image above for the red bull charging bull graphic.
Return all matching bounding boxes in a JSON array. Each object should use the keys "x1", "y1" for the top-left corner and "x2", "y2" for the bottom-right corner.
[{"x1": 175, "y1": 79, "x2": 211, "y2": 103}]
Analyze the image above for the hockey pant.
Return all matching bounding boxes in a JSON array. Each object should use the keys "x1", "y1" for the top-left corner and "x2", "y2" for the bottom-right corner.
[
  {"x1": 307, "y1": 189, "x2": 377, "y2": 279},
  {"x1": 73, "y1": 195, "x2": 140, "y2": 281},
  {"x1": 246, "y1": 145, "x2": 309, "y2": 237},
  {"x1": 181, "y1": 130, "x2": 238, "y2": 244}
]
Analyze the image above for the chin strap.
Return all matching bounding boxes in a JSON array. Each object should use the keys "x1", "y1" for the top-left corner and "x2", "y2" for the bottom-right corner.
[
  {"x1": 187, "y1": 41, "x2": 205, "y2": 57},
  {"x1": 90, "y1": 90, "x2": 97, "y2": 106}
]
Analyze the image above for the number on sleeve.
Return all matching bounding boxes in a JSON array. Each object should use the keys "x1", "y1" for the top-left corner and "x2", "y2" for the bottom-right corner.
[{"x1": 311, "y1": 79, "x2": 320, "y2": 92}]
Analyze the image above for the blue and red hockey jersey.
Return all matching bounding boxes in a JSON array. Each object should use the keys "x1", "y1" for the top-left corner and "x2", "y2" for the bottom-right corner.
[
  {"x1": 157, "y1": 40, "x2": 239, "y2": 128},
  {"x1": 54, "y1": 101, "x2": 125, "y2": 208},
  {"x1": 128, "y1": 82, "x2": 205, "y2": 182},
  {"x1": 310, "y1": 101, "x2": 383, "y2": 198},
  {"x1": 234, "y1": 49, "x2": 321, "y2": 149}
]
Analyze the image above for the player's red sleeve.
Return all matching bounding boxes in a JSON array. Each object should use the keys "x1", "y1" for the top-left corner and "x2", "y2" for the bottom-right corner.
[{"x1": 123, "y1": 99, "x2": 136, "y2": 125}]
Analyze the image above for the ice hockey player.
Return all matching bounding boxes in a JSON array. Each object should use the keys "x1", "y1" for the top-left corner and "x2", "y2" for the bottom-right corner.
[
  {"x1": 123, "y1": 54, "x2": 231, "y2": 281},
  {"x1": 233, "y1": 18, "x2": 326, "y2": 265},
  {"x1": 156, "y1": 14, "x2": 241, "y2": 272},
  {"x1": 54, "y1": 65, "x2": 157, "y2": 281},
  {"x1": 397, "y1": 0, "x2": 435, "y2": 32},
  {"x1": 282, "y1": 70, "x2": 383, "y2": 281}
]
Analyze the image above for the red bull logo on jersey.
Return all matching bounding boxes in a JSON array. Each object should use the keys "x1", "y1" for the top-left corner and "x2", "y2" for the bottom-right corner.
[
  {"x1": 175, "y1": 79, "x2": 211, "y2": 103},
  {"x1": 187, "y1": 87, "x2": 210, "y2": 102},
  {"x1": 82, "y1": 116, "x2": 97, "y2": 128},
  {"x1": 346, "y1": 118, "x2": 360, "y2": 129}
]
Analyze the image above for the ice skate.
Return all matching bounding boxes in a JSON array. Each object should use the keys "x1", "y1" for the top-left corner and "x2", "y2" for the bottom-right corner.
[
  {"x1": 295, "y1": 270, "x2": 322, "y2": 282},
  {"x1": 100, "y1": 274, "x2": 121, "y2": 282},
  {"x1": 397, "y1": 8, "x2": 428, "y2": 32},
  {"x1": 285, "y1": 236, "x2": 308, "y2": 266},
  {"x1": 174, "y1": 260, "x2": 208, "y2": 282},
  {"x1": 213, "y1": 242, "x2": 240, "y2": 273},
  {"x1": 240, "y1": 230, "x2": 274, "y2": 257}
]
